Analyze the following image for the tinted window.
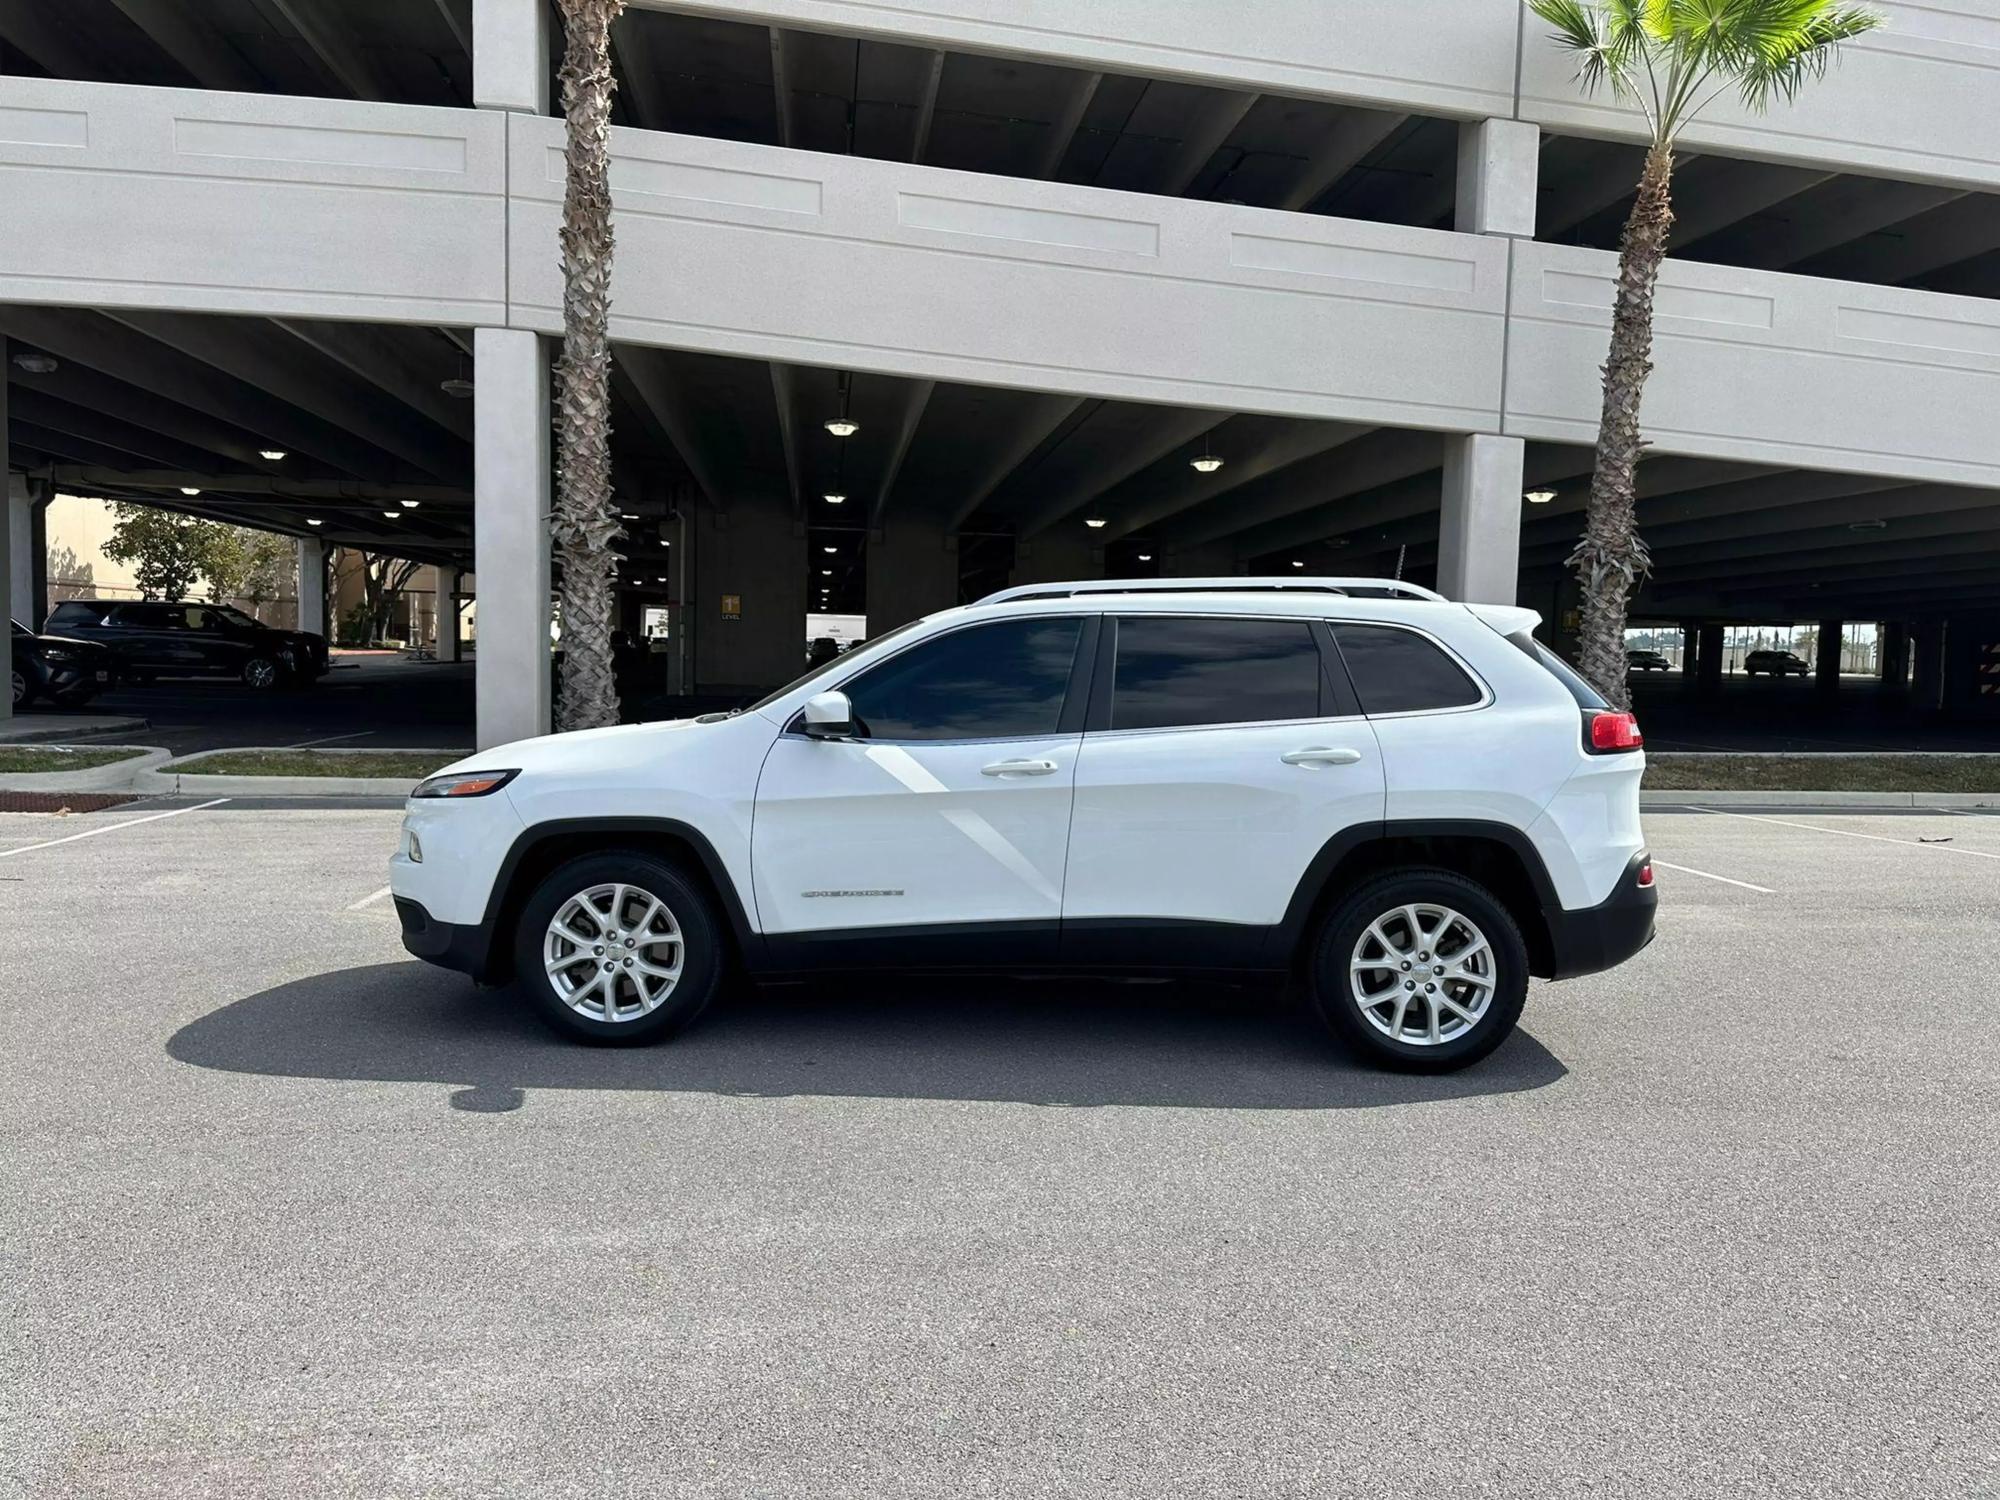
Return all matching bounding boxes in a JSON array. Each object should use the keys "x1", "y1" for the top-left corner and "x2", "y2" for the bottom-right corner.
[
  {"x1": 1332, "y1": 624, "x2": 1483, "y2": 715},
  {"x1": 47, "y1": 603, "x2": 104, "y2": 628},
  {"x1": 1110, "y1": 616, "x2": 1323, "y2": 731},
  {"x1": 840, "y1": 618, "x2": 1082, "y2": 740}
]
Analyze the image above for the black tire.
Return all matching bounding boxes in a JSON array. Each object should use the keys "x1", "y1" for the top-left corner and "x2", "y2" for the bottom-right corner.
[
  {"x1": 10, "y1": 667, "x2": 33, "y2": 710},
  {"x1": 1307, "y1": 868, "x2": 1529, "y2": 1074},
  {"x1": 242, "y1": 656, "x2": 284, "y2": 691},
  {"x1": 511, "y1": 852, "x2": 726, "y2": 1044}
]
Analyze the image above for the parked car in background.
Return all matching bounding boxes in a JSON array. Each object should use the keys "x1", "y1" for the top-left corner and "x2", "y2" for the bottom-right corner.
[
  {"x1": 42, "y1": 600, "x2": 328, "y2": 691},
  {"x1": 11, "y1": 618, "x2": 117, "y2": 709},
  {"x1": 393, "y1": 577, "x2": 1655, "y2": 1074},
  {"x1": 1626, "y1": 648, "x2": 1672, "y2": 672},
  {"x1": 1743, "y1": 649, "x2": 1811, "y2": 678}
]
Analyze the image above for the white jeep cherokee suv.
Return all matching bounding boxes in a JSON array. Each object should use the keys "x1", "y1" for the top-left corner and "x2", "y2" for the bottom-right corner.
[{"x1": 391, "y1": 579, "x2": 1654, "y2": 1072}]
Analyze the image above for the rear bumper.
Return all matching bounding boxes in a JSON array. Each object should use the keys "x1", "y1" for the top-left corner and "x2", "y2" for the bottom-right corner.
[
  {"x1": 1542, "y1": 851, "x2": 1657, "y2": 980},
  {"x1": 396, "y1": 897, "x2": 499, "y2": 981}
]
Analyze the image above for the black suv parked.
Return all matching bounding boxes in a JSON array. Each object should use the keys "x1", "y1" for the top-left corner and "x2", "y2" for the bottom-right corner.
[
  {"x1": 43, "y1": 600, "x2": 329, "y2": 691},
  {"x1": 11, "y1": 618, "x2": 118, "y2": 708}
]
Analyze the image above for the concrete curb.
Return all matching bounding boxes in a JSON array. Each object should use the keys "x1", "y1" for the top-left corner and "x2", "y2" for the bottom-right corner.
[
  {"x1": 130, "y1": 745, "x2": 463, "y2": 799},
  {"x1": 0, "y1": 746, "x2": 171, "y2": 792},
  {"x1": 0, "y1": 715, "x2": 150, "y2": 744},
  {"x1": 1643, "y1": 790, "x2": 2000, "y2": 809}
]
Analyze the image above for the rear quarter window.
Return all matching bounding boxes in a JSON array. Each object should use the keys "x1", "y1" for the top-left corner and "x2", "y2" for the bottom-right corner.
[{"x1": 1331, "y1": 624, "x2": 1484, "y2": 715}]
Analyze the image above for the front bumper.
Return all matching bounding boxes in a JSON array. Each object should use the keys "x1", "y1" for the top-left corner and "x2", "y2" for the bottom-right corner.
[
  {"x1": 1542, "y1": 851, "x2": 1657, "y2": 980},
  {"x1": 396, "y1": 896, "x2": 499, "y2": 981}
]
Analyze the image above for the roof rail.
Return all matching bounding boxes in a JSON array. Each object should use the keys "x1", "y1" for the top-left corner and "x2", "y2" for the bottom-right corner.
[{"x1": 975, "y1": 577, "x2": 1449, "y2": 606}]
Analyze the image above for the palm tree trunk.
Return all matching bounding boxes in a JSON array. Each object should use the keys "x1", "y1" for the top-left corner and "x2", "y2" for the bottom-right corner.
[
  {"x1": 552, "y1": 0, "x2": 627, "y2": 733},
  {"x1": 1571, "y1": 143, "x2": 1673, "y2": 711}
]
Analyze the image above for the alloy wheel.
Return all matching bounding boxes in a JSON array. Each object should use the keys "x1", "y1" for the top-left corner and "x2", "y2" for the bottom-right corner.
[
  {"x1": 542, "y1": 882, "x2": 685, "y2": 1022},
  {"x1": 1348, "y1": 903, "x2": 1496, "y2": 1046}
]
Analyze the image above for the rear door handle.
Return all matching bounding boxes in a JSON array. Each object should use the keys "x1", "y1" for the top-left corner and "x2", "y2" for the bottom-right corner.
[
  {"x1": 981, "y1": 758, "x2": 1059, "y2": 777},
  {"x1": 1281, "y1": 746, "x2": 1364, "y2": 767}
]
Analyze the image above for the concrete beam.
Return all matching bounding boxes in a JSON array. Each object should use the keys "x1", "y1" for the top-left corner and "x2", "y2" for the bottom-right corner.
[
  {"x1": 263, "y1": 0, "x2": 394, "y2": 101},
  {"x1": 1669, "y1": 158, "x2": 1835, "y2": 248},
  {"x1": 870, "y1": 379, "x2": 934, "y2": 527},
  {"x1": 105, "y1": 311, "x2": 467, "y2": 481},
  {"x1": 0, "y1": 307, "x2": 419, "y2": 481},
  {"x1": 945, "y1": 393, "x2": 1087, "y2": 529},
  {"x1": 5, "y1": 388, "x2": 233, "y2": 474},
  {"x1": 1727, "y1": 178, "x2": 1966, "y2": 270},
  {"x1": 1172, "y1": 428, "x2": 1442, "y2": 552},
  {"x1": 45, "y1": 467, "x2": 467, "y2": 504},
  {"x1": 910, "y1": 49, "x2": 945, "y2": 163},
  {"x1": 107, "y1": 0, "x2": 260, "y2": 90},
  {"x1": 430, "y1": 0, "x2": 473, "y2": 56},
  {"x1": 17, "y1": 361, "x2": 272, "y2": 470},
  {"x1": 768, "y1": 27, "x2": 796, "y2": 147},
  {"x1": 1016, "y1": 406, "x2": 1223, "y2": 537},
  {"x1": 273, "y1": 320, "x2": 473, "y2": 441},
  {"x1": 1279, "y1": 107, "x2": 1407, "y2": 212},
  {"x1": 1803, "y1": 193, "x2": 2000, "y2": 283},
  {"x1": 1101, "y1": 419, "x2": 1368, "y2": 542},
  {"x1": 1159, "y1": 89, "x2": 1259, "y2": 197},
  {"x1": 0, "y1": 1, "x2": 94, "y2": 77},
  {"x1": 1037, "y1": 70, "x2": 1103, "y2": 179},
  {"x1": 619, "y1": 346, "x2": 742, "y2": 509}
]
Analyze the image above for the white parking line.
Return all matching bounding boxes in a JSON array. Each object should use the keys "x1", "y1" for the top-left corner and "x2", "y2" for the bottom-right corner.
[
  {"x1": 345, "y1": 885, "x2": 394, "y2": 910},
  {"x1": 1690, "y1": 807, "x2": 2000, "y2": 861},
  {"x1": 0, "y1": 798, "x2": 231, "y2": 859},
  {"x1": 1651, "y1": 859, "x2": 1775, "y2": 894}
]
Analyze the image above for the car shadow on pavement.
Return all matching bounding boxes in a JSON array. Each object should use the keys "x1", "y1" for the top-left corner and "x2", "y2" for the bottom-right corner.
[{"x1": 167, "y1": 962, "x2": 1568, "y2": 1112}]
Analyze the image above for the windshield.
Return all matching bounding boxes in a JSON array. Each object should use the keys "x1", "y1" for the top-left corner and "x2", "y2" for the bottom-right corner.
[
  {"x1": 746, "y1": 619, "x2": 927, "y2": 712},
  {"x1": 10, "y1": 619, "x2": 28, "y2": 637}
]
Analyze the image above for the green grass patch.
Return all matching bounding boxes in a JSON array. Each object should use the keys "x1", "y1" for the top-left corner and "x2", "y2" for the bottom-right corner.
[
  {"x1": 179, "y1": 751, "x2": 456, "y2": 779},
  {"x1": 1644, "y1": 754, "x2": 2000, "y2": 793},
  {"x1": 0, "y1": 746, "x2": 146, "y2": 774}
]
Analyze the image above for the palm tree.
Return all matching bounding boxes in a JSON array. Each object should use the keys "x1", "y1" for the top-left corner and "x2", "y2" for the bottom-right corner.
[
  {"x1": 1527, "y1": 0, "x2": 1881, "y2": 706},
  {"x1": 551, "y1": 0, "x2": 628, "y2": 731}
]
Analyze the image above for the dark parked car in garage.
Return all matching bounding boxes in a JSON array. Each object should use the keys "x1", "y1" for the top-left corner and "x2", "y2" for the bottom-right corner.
[
  {"x1": 11, "y1": 617, "x2": 118, "y2": 709},
  {"x1": 1743, "y1": 648, "x2": 1811, "y2": 678},
  {"x1": 1626, "y1": 648, "x2": 1672, "y2": 672},
  {"x1": 42, "y1": 600, "x2": 328, "y2": 691}
]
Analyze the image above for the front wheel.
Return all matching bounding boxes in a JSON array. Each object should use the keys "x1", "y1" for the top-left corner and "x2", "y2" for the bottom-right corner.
[
  {"x1": 10, "y1": 668, "x2": 32, "y2": 710},
  {"x1": 511, "y1": 852, "x2": 726, "y2": 1044},
  {"x1": 242, "y1": 656, "x2": 284, "y2": 691},
  {"x1": 1307, "y1": 870, "x2": 1529, "y2": 1073}
]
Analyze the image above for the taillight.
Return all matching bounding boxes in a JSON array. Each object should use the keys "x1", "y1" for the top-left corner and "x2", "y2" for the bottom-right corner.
[
  {"x1": 1587, "y1": 710, "x2": 1643, "y2": 753},
  {"x1": 1636, "y1": 857, "x2": 1654, "y2": 888}
]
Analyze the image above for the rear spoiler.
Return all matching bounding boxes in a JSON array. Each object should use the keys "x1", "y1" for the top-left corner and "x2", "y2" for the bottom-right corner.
[{"x1": 1465, "y1": 603, "x2": 1542, "y2": 638}]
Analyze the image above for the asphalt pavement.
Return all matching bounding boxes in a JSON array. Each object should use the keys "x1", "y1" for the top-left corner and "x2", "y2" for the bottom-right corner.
[{"x1": 3, "y1": 801, "x2": 1996, "y2": 1497}]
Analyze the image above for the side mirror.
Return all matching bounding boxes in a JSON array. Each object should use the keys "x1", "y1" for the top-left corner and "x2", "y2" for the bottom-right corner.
[{"x1": 802, "y1": 690, "x2": 855, "y2": 740}]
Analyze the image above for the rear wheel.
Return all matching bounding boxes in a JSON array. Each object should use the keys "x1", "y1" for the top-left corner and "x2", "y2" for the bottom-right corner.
[
  {"x1": 10, "y1": 667, "x2": 32, "y2": 710},
  {"x1": 511, "y1": 852, "x2": 725, "y2": 1044},
  {"x1": 1308, "y1": 869, "x2": 1529, "y2": 1073}
]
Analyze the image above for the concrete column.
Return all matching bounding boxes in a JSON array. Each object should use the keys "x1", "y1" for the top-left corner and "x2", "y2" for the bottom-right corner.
[
  {"x1": 1455, "y1": 119, "x2": 1540, "y2": 237},
  {"x1": 1912, "y1": 619, "x2": 1946, "y2": 712},
  {"x1": 7, "y1": 473, "x2": 33, "y2": 628},
  {"x1": 1879, "y1": 620, "x2": 1909, "y2": 692},
  {"x1": 296, "y1": 538, "x2": 326, "y2": 638},
  {"x1": 441, "y1": 567, "x2": 465, "y2": 663},
  {"x1": 866, "y1": 522, "x2": 957, "y2": 634},
  {"x1": 1697, "y1": 622, "x2": 1725, "y2": 700},
  {"x1": 474, "y1": 327, "x2": 552, "y2": 748},
  {"x1": 1680, "y1": 622, "x2": 1700, "y2": 681},
  {"x1": 1437, "y1": 433, "x2": 1524, "y2": 605},
  {"x1": 1814, "y1": 618, "x2": 1844, "y2": 698},
  {"x1": 1010, "y1": 529, "x2": 1100, "y2": 586},
  {"x1": 27, "y1": 488, "x2": 47, "y2": 631},
  {"x1": 692, "y1": 500, "x2": 805, "y2": 696},
  {"x1": 473, "y1": 0, "x2": 549, "y2": 113}
]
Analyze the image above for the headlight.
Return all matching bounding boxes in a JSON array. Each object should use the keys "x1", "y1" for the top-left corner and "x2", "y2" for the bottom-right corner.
[
  {"x1": 43, "y1": 649, "x2": 74, "y2": 663},
  {"x1": 411, "y1": 768, "x2": 519, "y2": 799}
]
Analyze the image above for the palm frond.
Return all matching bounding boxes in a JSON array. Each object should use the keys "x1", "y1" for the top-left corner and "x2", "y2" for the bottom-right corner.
[
  {"x1": 1528, "y1": 0, "x2": 1644, "y2": 99},
  {"x1": 1738, "y1": 3, "x2": 1883, "y2": 108}
]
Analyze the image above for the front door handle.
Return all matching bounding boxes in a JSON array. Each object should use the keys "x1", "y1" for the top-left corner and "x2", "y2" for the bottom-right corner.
[
  {"x1": 981, "y1": 758, "x2": 1059, "y2": 777},
  {"x1": 1281, "y1": 746, "x2": 1364, "y2": 767}
]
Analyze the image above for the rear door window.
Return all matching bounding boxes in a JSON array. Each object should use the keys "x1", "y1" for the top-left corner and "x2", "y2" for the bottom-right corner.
[
  {"x1": 1108, "y1": 616, "x2": 1325, "y2": 731},
  {"x1": 1330, "y1": 624, "x2": 1483, "y2": 715}
]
